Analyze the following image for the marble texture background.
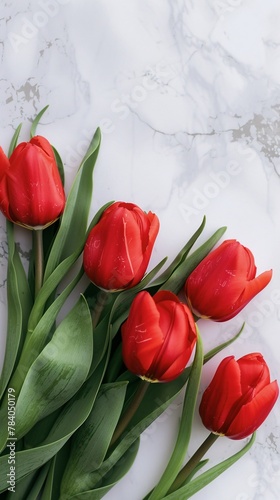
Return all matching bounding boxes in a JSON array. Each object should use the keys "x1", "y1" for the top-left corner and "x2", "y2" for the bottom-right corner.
[{"x1": 1, "y1": 1, "x2": 280, "y2": 499}]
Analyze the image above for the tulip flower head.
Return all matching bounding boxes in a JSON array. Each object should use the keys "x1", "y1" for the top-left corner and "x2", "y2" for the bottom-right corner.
[
  {"x1": 199, "y1": 353, "x2": 279, "y2": 439},
  {"x1": 185, "y1": 239, "x2": 272, "y2": 322},
  {"x1": 0, "y1": 136, "x2": 65, "y2": 230},
  {"x1": 83, "y1": 201, "x2": 159, "y2": 291},
  {"x1": 121, "y1": 290, "x2": 197, "y2": 382}
]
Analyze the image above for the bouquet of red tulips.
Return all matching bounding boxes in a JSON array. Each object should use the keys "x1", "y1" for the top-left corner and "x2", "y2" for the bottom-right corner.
[{"x1": 0, "y1": 108, "x2": 278, "y2": 499}]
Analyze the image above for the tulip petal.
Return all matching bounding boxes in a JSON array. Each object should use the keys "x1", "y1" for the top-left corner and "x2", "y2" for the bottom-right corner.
[
  {"x1": 131, "y1": 211, "x2": 160, "y2": 287},
  {"x1": 226, "y1": 380, "x2": 279, "y2": 439},
  {"x1": 30, "y1": 135, "x2": 55, "y2": 157},
  {"x1": 185, "y1": 240, "x2": 272, "y2": 321},
  {"x1": 236, "y1": 270, "x2": 273, "y2": 311},
  {"x1": 199, "y1": 357, "x2": 243, "y2": 432},
  {"x1": 121, "y1": 292, "x2": 163, "y2": 376},
  {"x1": 83, "y1": 203, "x2": 159, "y2": 290},
  {"x1": 159, "y1": 347, "x2": 195, "y2": 382},
  {"x1": 237, "y1": 353, "x2": 271, "y2": 393},
  {"x1": 84, "y1": 206, "x2": 141, "y2": 289},
  {"x1": 148, "y1": 301, "x2": 195, "y2": 380},
  {"x1": 154, "y1": 290, "x2": 181, "y2": 304},
  {"x1": 4, "y1": 138, "x2": 65, "y2": 227}
]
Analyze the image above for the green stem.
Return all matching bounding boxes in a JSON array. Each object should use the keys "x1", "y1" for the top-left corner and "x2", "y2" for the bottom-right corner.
[
  {"x1": 33, "y1": 229, "x2": 44, "y2": 297},
  {"x1": 92, "y1": 290, "x2": 110, "y2": 329},
  {"x1": 168, "y1": 432, "x2": 219, "y2": 494},
  {"x1": 147, "y1": 330, "x2": 203, "y2": 500},
  {"x1": 110, "y1": 379, "x2": 150, "y2": 447}
]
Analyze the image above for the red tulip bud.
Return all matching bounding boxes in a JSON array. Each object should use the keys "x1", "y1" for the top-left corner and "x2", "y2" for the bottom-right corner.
[
  {"x1": 83, "y1": 202, "x2": 159, "y2": 291},
  {"x1": 0, "y1": 136, "x2": 65, "y2": 229},
  {"x1": 185, "y1": 239, "x2": 272, "y2": 321},
  {"x1": 121, "y1": 290, "x2": 197, "y2": 382},
  {"x1": 199, "y1": 353, "x2": 279, "y2": 439}
]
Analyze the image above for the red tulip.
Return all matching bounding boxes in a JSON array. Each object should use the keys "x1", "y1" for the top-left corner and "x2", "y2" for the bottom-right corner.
[
  {"x1": 199, "y1": 353, "x2": 279, "y2": 439},
  {"x1": 83, "y1": 202, "x2": 159, "y2": 291},
  {"x1": 0, "y1": 136, "x2": 65, "y2": 229},
  {"x1": 185, "y1": 239, "x2": 272, "y2": 322},
  {"x1": 121, "y1": 290, "x2": 197, "y2": 382}
]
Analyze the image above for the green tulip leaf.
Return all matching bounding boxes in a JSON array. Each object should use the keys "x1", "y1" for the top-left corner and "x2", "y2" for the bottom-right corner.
[
  {"x1": 159, "y1": 226, "x2": 227, "y2": 295},
  {"x1": 30, "y1": 105, "x2": 49, "y2": 138},
  {"x1": 15, "y1": 295, "x2": 93, "y2": 439},
  {"x1": 8, "y1": 123, "x2": 23, "y2": 157},
  {"x1": 203, "y1": 323, "x2": 245, "y2": 364},
  {"x1": 0, "y1": 353, "x2": 107, "y2": 493},
  {"x1": 147, "y1": 329, "x2": 204, "y2": 500},
  {"x1": 105, "y1": 342, "x2": 124, "y2": 383},
  {"x1": 0, "y1": 221, "x2": 32, "y2": 400},
  {"x1": 44, "y1": 128, "x2": 101, "y2": 281},
  {"x1": 86, "y1": 361, "x2": 194, "y2": 489},
  {"x1": 27, "y1": 251, "x2": 82, "y2": 335},
  {"x1": 148, "y1": 216, "x2": 206, "y2": 290},
  {"x1": 52, "y1": 145, "x2": 65, "y2": 186},
  {"x1": 20, "y1": 463, "x2": 50, "y2": 500},
  {"x1": 1, "y1": 263, "x2": 84, "y2": 421},
  {"x1": 41, "y1": 458, "x2": 56, "y2": 500},
  {"x1": 88, "y1": 315, "x2": 112, "y2": 376},
  {"x1": 163, "y1": 433, "x2": 256, "y2": 500},
  {"x1": 5, "y1": 469, "x2": 41, "y2": 500},
  {"x1": 41, "y1": 443, "x2": 71, "y2": 500},
  {"x1": 60, "y1": 382, "x2": 128, "y2": 497},
  {"x1": 64, "y1": 439, "x2": 140, "y2": 500}
]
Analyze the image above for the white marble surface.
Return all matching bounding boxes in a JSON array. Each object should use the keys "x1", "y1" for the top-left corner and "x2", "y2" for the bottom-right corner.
[{"x1": 1, "y1": 1, "x2": 280, "y2": 499}]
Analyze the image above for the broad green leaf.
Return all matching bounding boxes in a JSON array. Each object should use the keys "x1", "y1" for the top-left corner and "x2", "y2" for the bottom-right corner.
[
  {"x1": 52, "y1": 146, "x2": 65, "y2": 185},
  {"x1": 5, "y1": 469, "x2": 39, "y2": 499},
  {"x1": 0, "y1": 354, "x2": 107, "y2": 493},
  {"x1": 88, "y1": 314, "x2": 111, "y2": 376},
  {"x1": 163, "y1": 433, "x2": 256, "y2": 499},
  {"x1": 3, "y1": 264, "x2": 84, "y2": 408},
  {"x1": 41, "y1": 458, "x2": 56, "y2": 500},
  {"x1": 0, "y1": 221, "x2": 32, "y2": 400},
  {"x1": 41, "y1": 443, "x2": 71, "y2": 500},
  {"x1": 30, "y1": 105, "x2": 49, "y2": 138},
  {"x1": 24, "y1": 408, "x2": 63, "y2": 450},
  {"x1": 147, "y1": 330, "x2": 204, "y2": 500},
  {"x1": 86, "y1": 365, "x2": 193, "y2": 488},
  {"x1": 105, "y1": 342, "x2": 124, "y2": 383},
  {"x1": 60, "y1": 382, "x2": 128, "y2": 497},
  {"x1": 19, "y1": 463, "x2": 50, "y2": 500},
  {"x1": 65, "y1": 440, "x2": 140, "y2": 500},
  {"x1": 27, "y1": 251, "x2": 82, "y2": 335},
  {"x1": 147, "y1": 216, "x2": 206, "y2": 290},
  {"x1": 12, "y1": 238, "x2": 33, "y2": 351},
  {"x1": 8, "y1": 123, "x2": 22, "y2": 157},
  {"x1": 159, "y1": 227, "x2": 227, "y2": 295},
  {"x1": 44, "y1": 128, "x2": 101, "y2": 281},
  {"x1": 15, "y1": 296, "x2": 93, "y2": 439}
]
